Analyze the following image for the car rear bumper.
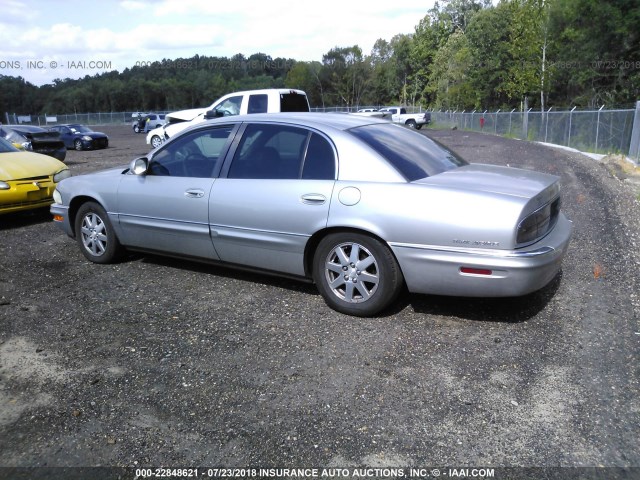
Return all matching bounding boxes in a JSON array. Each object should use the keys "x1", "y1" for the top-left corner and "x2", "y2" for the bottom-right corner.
[{"x1": 390, "y1": 213, "x2": 573, "y2": 297}]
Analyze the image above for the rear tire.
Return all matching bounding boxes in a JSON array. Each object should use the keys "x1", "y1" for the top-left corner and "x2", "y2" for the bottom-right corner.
[
  {"x1": 75, "y1": 201, "x2": 124, "y2": 264},
  {"x1": 313, "y1": 233, "x2": 403, "y2": 317},
  {"x1": 406, "y1": 119, "x2": 417, "y2": 129}
]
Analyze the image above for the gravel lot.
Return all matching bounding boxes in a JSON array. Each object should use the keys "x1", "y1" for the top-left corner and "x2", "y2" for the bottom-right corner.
[{"x1": 1, "y1": 125, "x2": 639, "y2": 476}]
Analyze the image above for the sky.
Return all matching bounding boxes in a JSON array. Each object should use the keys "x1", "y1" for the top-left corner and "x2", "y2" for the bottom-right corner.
[{"x1": 0, "y1": 0, "x2": 435, "y2": 86}]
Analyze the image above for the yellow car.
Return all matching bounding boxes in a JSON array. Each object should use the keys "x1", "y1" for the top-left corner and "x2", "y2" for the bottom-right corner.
[{"x1": 0, "y1": 136, "x2": 71, "y2": 215}]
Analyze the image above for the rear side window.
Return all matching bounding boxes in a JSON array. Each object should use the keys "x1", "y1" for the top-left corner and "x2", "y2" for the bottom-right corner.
[
  {"x1": 248, "y1": 94, "x2": 268, "y2": 114},
  {"x1": 227, "y1": 124, "x2": 334, "y2": 180},
  {"x1": 302, "y1": 133, "x2": 335, "y2": 180},
  {"x1": 280, "y1": 92, "x2": 310, "y2": 112},
  {"x1": 349, "y1": 123, "x2": 468, "y2": 181}
]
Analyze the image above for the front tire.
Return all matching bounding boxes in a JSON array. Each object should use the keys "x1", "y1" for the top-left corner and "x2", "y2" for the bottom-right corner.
[
  {"x1": 150, "y1": 135, "x2": 163, "y2": 148},
  {"x1": 75, "y1": 202, "x2": 124, "y2": 264},
  {"x1": 73, "y1": 139, "x2": 83, "y2": 151},
  {"x1": 313, "y1": 233, "x2": 404, "y2": 317}
]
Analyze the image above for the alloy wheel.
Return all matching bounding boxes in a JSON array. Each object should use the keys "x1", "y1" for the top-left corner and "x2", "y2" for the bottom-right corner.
[
  {"x1": 323, "y1": 241, "x2": 379, "y2": 303},
  {"x1": 80, "y1": 212, "x2": 108, "y2": 257}
]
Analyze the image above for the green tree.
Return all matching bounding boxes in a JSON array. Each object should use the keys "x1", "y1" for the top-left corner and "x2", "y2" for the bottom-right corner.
[
  {"x1": 285, "y1": 61, "x2": 325, "y2": 107},
  {"x1": 389, "y1": 34, "x2": 414, "y2": 105},
  {"x1": 369, "y1": 38, "x2": 400, "y2": 105},
  {"x1": 465, "y1": 3, "x2": 514, "y2": 107},
  {"x1": 322, "y1": 46, "x2": 370, "y2": 107},
  {"x1": 411, "y1": 0, "x2": 489, "y2": 106},
  {"x1": 429, "y1": 29, "x2": 474, "y2": 109},
  {"x1": 547, "y1": 0, "x2": 640, "y2": 106},
  {"x1": 501, "y1": 0, "x2": 551, "y2": 111}
]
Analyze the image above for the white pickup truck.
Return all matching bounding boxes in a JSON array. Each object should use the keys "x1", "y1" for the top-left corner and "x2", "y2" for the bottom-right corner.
[
  {"x1": 378, "y1": 107, "x2": 431, "y2": 130},
  {"x1": 146, "y1": 88, "x2": 310, "y2": 148}
]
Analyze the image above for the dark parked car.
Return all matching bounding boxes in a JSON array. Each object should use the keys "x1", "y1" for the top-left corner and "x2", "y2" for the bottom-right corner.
[
  {"x1": 0, "y1": 125, "x2": 66, "y2": 162},
  {"x1": 49, "y1": 124, "x2": 109, "y2": 151}
]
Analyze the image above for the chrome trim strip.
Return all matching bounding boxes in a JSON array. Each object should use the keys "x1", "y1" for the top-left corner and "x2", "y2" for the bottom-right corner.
[
  {"x1": 117, "y1": 213, "x2": 209, "y2": 227},
  {"x1": 388, "y1": 242, "x2": 555, "y2": 258}
]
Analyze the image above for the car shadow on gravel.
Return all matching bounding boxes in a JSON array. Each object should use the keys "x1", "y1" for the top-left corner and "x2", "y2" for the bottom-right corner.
[
  {"x1": 404, "y1": 271, "x2": 563, "y2": 323},
  {"x1": 131, "y1": 251, "x2": 563, "y2": 323},
  {"x1": 0, "y1": 208, "x2": 52, "y2": 230},
  {"x1": 136, "y1": 253, "x2": 318, "y2": 294}
]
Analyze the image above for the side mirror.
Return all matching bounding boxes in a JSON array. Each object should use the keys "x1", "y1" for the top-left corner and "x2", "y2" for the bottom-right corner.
[
  {"x1": 129, "y1": 157, "x2": 149, "y2": 175},
  {"x1": 204, "y1": 109, "x2": 224, "y2": 119}
]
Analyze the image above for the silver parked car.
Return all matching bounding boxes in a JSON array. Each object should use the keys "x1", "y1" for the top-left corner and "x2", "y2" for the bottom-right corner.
[{"x1": 51, "y1": 113, "x2": 572, "y2": 316}]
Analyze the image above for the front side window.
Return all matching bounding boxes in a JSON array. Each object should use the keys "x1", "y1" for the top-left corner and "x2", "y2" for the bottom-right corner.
[
  {"x1": 227, "y1": 124, "x2": 335, "y2": 180},
  {"x1": 148, "y1": 126, "x2": 234, "y2": 178},
  {"x1": 69, "y1": 125, "x2": 92, "y2": 133},
  {"x1": 215, "y1": 96, "x2": 243, "y2": 116}
]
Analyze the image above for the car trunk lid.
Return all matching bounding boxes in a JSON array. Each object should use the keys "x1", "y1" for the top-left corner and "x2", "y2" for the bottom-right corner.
[{"x1": 416, "y1": 164, "x2": 560, "y2": 204}]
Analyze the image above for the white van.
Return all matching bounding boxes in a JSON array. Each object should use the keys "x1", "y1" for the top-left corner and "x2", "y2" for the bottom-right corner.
[{"x1": 146, "y1": 88, "x2": 309, "y2": 148}]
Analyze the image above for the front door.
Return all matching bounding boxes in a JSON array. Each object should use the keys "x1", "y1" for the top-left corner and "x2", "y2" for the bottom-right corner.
[{"x1": 116, "y1": 125, "x2": 236, "y2": 260}]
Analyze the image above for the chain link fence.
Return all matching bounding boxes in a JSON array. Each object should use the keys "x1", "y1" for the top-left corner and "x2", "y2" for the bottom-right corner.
[
  {"x1": 6, "y1": 103, "x2": 640, "y2": 163},
  {"x1": 3, "y1": 111, "x2": 171, "y2": 128},
  {"x1": 432, "y1": 103, "x2": 640, "y2": 163}
]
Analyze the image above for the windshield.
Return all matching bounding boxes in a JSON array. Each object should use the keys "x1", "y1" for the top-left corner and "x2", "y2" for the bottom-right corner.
[
  {"x1": 0, "y1": 137, "x2": 20, "y2": 153},
  {"x1": 349, "y1": 123, "x2": 468, "y2": 181}
]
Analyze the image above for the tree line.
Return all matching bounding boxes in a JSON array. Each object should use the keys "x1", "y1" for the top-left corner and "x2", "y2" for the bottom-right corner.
[{"x1": 1, "y1": 0, "x2": 638, "y2": 117}]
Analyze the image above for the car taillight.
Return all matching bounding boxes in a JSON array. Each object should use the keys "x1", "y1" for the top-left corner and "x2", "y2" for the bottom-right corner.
[{"x1": 517, "y1": 197, "x2": 560, "y2": 246}]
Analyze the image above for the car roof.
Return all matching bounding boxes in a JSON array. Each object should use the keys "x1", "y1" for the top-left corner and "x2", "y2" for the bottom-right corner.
[
  {"x1": 4, "y1": 125, "x2": 46, "y2": 132},
  {"x1": 221, "y1": 88, "x2": 306, "y2": 96},
  {"x1": 199, "y1": 112, "x2": 389, "y2": 132}
]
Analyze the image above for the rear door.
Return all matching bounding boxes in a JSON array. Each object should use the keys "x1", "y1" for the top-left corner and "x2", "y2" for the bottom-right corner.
[
  {"x1": 247, "y1": 94, "x2": 268, "y2": 114},
  {"x1": 209, "y1": 122, "x2": 336, "y2": 275}
]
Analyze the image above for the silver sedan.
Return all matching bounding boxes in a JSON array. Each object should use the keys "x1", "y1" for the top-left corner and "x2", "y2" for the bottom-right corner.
[{"x1": 51, "y1": 113, "x2": 573, "y2": 316}]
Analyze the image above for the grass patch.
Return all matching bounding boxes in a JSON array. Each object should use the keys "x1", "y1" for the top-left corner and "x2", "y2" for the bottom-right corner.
[
  {"x1": 602, "y1": 155, "x2": 640, "y2": 199},
  {"x1": 602, "y1": 155, "x2": 640, "y2": 178}
]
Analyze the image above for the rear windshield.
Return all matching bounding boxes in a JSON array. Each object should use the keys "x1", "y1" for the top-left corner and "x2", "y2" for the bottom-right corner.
[
  {"x1": 349, "y1": 123, "x2": 468, "y2": 181},
  {"x1": 280, "y1": 92, "x2": 310, "y2": 112}
]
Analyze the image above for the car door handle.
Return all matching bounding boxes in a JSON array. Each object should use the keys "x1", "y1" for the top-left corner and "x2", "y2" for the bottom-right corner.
[
  {"x1": 184, "y1": 189, "x2": 205, "y2": 198},
  {"x1": 301, "y1": 193, "x2": 326, "y2": 205}
]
